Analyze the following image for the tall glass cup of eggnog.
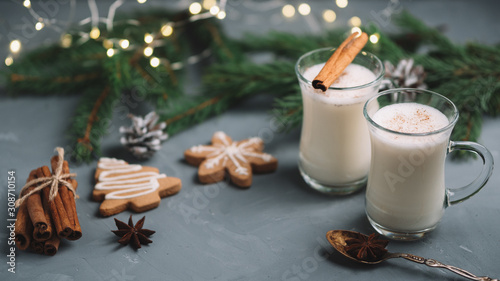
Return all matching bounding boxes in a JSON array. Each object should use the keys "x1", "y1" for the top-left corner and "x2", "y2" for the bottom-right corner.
[
  {"x1": 364, "y1": 89, "x2": 494, "y2": 240},
  {"x1": 296, "y1": 47, "x2": 384, "y2": 194}
]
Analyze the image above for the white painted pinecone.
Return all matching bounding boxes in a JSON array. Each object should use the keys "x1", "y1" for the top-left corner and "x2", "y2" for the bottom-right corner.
[{"x1": 119, "y1": 112, "x2": 168, "y2": 158}]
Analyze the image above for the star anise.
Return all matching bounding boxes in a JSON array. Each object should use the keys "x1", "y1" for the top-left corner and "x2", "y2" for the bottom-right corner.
[
  {"x1": 112, "y1": 215, "x2": 155, "y2": 249},
  {"x1": 345, "y1": 233, "x2": 389, "y2": 261}
]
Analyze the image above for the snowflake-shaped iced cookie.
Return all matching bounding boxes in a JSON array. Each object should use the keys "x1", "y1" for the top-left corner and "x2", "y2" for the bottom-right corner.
[{"x1": 184, "y1": 131, "x2": 278, "y2": 188}]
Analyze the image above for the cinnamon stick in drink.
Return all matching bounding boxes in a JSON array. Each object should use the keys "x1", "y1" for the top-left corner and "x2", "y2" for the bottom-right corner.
[
  {"x1": 312, "y1": 31, "x2": 369, "y2": 91},
  {"x1": 39, "y1": 166, "x2": 73, "y2": 238},
  {"x1": 50, "y1": 157, "x2": 82, "y2": 240},
  {"x1": 26, "y1": 168, "x2": 51, "y2": 241}
]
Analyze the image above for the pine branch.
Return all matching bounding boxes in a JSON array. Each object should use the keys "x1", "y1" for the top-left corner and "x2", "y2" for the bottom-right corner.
[
  {"x1": 396, "y1": 11, "x2": 500, "y2": 146},
  {"x1": 3, "y1": 42, "x2": 105, "y2": 95},
  {"x1": 271, "y1": 94, "x2": 303, "y2": 132},
  {"x1": 69, "y1": 84, "x2": 120, "y2": 163},
  {"x1": 156, "y1": 61, "x2": 298, "y2": 135},
  {"x1": 202, "y1": 61, "x2": 297, "y2": 98},
  {"x1": 2, "y1": 8, "x2": 244, "y2": 162},
  {"x1": 160, "y1": 93, "x2": 241, "y2": 136},
  {"x1": 3, "y1": 9, "x2": 498, "y2": 162},
  {"x1": 394, "y1": 10, "x2": 459, "y2": 56}
]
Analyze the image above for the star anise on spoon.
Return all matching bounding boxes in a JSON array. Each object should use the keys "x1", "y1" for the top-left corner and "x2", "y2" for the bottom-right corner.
[
  {"x1": 327, "y1": 230, "x2": 499, "y2": 280},
  {"x1": 112, "y1": 215, "x2": 155, "y2": 249},
  {"x1": 344, "y1": 232, "x2": 389, "y2": 261}
]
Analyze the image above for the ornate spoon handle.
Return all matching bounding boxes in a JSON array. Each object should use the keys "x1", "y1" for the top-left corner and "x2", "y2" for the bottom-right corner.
[{"x1": 399, "y1": 253, "x2": 498, "y2": 281}]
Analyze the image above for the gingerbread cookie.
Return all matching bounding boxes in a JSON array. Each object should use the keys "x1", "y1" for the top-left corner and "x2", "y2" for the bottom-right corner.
[
  {"x1": 184, "y1": 131, "x2": 278, "y2": 188},
  {"x1": 93, "y1": 158, "x2": 181, "y2": 216}
]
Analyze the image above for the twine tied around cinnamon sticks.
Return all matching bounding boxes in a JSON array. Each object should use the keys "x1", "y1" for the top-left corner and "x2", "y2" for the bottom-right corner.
[
  {"x1": 14, "y1": 147, "x2": 82, "y2": 256},
  {"x1": 15, "y1": 147, "x2": 77, "y2": 209}
]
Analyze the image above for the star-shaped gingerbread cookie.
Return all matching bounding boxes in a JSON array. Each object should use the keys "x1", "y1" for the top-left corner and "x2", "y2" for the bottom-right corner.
[
  {"x1": 93, "y1": 157, "x2": 181, "y2": 216},
  {"x1": 184, "y1": 131, "x2": 278, "y2": 188}
]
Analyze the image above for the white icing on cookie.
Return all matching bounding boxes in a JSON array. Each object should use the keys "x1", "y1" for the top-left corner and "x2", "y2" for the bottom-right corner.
[
  {"x1": 196, "y1": 132, "x2": 272, "y2": 175},
  {"x1": 96, "y1": 157, "x2": 166, "y2": 200}
]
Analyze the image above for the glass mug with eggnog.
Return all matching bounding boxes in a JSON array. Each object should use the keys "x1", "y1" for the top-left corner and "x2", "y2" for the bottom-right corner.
[
  {"x1": 363, "y1": 89, "x2": 494, "y2": 240},
  {"x1": 295, "y1": 47, "x2": 384, "y2": 194}
]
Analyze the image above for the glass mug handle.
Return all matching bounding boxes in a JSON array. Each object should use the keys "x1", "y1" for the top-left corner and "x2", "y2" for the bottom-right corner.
[{"x1": 446, "y1": 141, "x2": 494, "y2": 206}]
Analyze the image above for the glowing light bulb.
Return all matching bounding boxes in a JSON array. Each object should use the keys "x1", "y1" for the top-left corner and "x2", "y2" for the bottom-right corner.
[
  {"x1": 336, "y1": 0, "x2": 348, "y2": 8},
  {"x1": 210, "y1": 6, "x2": 220, "y2": 15},
  {"x1": 143, "y1": 46, "x2": 153, "y2": 57},
  {"x1": 298, "y1": 3, "x2": 311, "y2": 16},
  {"x1": 203, "y1": 0, "x2": 216, "y2": 10},
  {"x1": 9, "y1": 40, "x2": 21, "y2": 53},
  {"x1": 189, "y1": 2, "x2": 202, "y2": 15},
  {"x1": 102, "y1": 39, "x2": 113, "y2": 49},
  {"x1": 351, "y1": 27, "x2": 362, "y2": 35},
  {"x1": 217, "y1": 11, "x2": 226, "y2": 20},
  {"x1": 370, "y1": 33, "x2": 380, "y2": 44},
  {"x1": 349, "y1": 16, "x2": 361, "y2": 27},
  {"x1": 137, "y1": 0, "x2": 147, "y2": 3},
  {"x1": 161, "y1": 24, "x2": 173, "y2": 37},
  {"x1": 322, "y1": 10, "x2": 336, "y2": 23},
  {"x1": 5, "y1": 56, "x2": 13, "y2": 66},
  {"x1": 144, "y1": 33, "x2": 154, "y2": 44},
  {"x1": 61, "y1": 34, "x2": 72, "y2": 48},
  {"x1": 119, "y1": 39, "x2": 129, "y2": 49},
  {"x1": 106, "y1": 48, "x2": 115, "y2": 57},
  {"x1": 35, "y1": 21, "x2": 44, "y2": 31},
  {"x1": 23, "y1": 0, "x2": 31, "y2": 8},
  {"x1": 150, "y1": 57, "x2": 160, "y2": 68},
  {"x1": 90, "y1": 27, "x2": 100, "y2": 39},
  {"x1": 282, "y1": 4, "x2": 295, "y2": 18}
]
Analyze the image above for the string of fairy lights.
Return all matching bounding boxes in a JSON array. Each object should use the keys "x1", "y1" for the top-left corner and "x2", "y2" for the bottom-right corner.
[{"x1": 5, "y1": 0, "x2": 380, "y2": 68}]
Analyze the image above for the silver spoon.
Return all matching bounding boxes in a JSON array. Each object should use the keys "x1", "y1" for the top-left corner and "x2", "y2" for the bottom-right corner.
[{"x1": 326, "y1": 230, "x2": 498, "y2": 281}]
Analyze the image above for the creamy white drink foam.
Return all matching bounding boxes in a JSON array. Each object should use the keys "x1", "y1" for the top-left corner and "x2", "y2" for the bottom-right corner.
[
  {"x1": 366, "y1": 103, "x2": 450, "y2": 231},
  {"x1": 299, "y1": 63, "x2": 377, "y2": 185}
]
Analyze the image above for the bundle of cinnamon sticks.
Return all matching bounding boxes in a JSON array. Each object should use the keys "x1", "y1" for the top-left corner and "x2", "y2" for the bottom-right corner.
[{"x1": 14, "y1": 152, "x2": 81, "y2": 256}]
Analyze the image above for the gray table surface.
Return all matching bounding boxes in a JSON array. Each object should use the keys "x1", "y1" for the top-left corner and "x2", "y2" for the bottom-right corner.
[{"x1": 1, "y1": 1, "x2": 500, "y2": 280}]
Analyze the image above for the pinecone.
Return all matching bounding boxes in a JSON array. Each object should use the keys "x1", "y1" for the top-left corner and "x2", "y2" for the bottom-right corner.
[
  {"x1": 380, "y1": 58, "x2": 427, "y2": 91},
  {"x1": 119, "y1": 112, "x2": 168, "y2": 158}
]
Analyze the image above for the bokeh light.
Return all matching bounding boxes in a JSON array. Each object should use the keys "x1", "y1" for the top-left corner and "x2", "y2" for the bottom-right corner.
[
  {"x1": 370, "y1": 33, "x2": 380, "y2": 44},
  {"x1": 298, "y1": 3, "x2": 311, "y2": 16},
  {"x1": 349, "y1": 16, "x2": 361, "y2": 27},
  {"x1": 323, "y1": 10, "x2": 336, "y2": 23},
  {"x1": 119, "y1": 39, "x2": 129, "y2": 49},
  {"x1": 161, "y1": 24, "x2": 173, "y2": 37},
  {"x1": 10, "y1": 40, "x2": 21, "y2": 53},
  {"x1": 210, "y1": 6, "x2": 220, "y2": 15},
  {"x1": 351, "y1": 27, "x2": 362, "y2": 35},
  {"x1": 89, "y1": 27, "x2": 100, "y2": 39},
  {"x1": 282, "y1": 4, "x2": 295, "y2": 18},
  {"x1": 203, "y1": 0, "x2": 216, "y2": 10},
  {"x1": 143, "y1": 46, "x2": 153, "y2": 57},
  {"x1": 106, "y1": 48, "x2": 115, "y2": 57},
  {"x1": 336, "y1": 0, "x2": 348, "y2": 8},
  {"x1": 189, "y1": 2, "x2": 202, "y2": 15},
  {"x1": 35, "y1": 21, "x2": 44, "y2": 31},
  {"x1": 5, "y1": 56, "x2": 13, "y2": 66},
  {"x1": 61, "y1": 34, "x2": 72, "y2": 48},
  {"x1": 150, "y1": 57, "x2": 160, "y2": 67},
  {"x1": 144, "y1": 33, "x2": 154, "y2": 44},
  {"x1": 217, "y1": 11, "x2": 226, "y2": 19}
]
